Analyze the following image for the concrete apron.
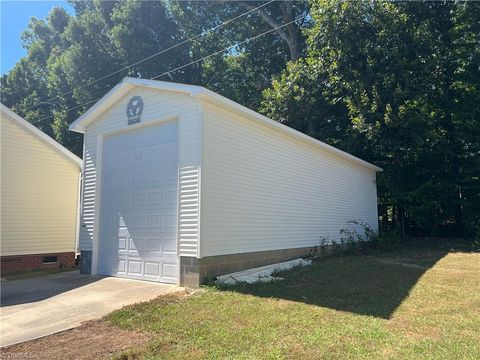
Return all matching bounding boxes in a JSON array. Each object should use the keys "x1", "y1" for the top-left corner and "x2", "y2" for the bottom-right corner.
[
  {"x1": 215, "y1": 258, "x2": 312, "y2": 285},
  {"x1": 0, "y1": 271, "x2": 179, "y2": 347}
]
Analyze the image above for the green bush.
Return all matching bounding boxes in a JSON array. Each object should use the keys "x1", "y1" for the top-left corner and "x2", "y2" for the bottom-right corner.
[{"x1": 311, "y1": 220, "x2": 402, "y2": 258}]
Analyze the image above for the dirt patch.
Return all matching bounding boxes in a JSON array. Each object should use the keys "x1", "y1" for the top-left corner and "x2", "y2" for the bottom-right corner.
[
  {"x1": 1, "y1": 290, "x2": 195, "y2": 360},
  {"x1": 0, "y1": 320, "x2": 152, "y2": 360}
]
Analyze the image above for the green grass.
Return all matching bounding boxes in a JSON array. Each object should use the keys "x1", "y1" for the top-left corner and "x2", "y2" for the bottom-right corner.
[{"x1": 107, "y1": 244, "x2": 480, "y2": 359}]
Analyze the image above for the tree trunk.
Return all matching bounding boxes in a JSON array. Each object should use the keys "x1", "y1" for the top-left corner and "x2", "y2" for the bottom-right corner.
[
  {"x1": 280, "y1": 2, "x2": 302, "y2": 61},
  {"x1": 240, "y1": 1, "x2": 302, "y2": 61}
]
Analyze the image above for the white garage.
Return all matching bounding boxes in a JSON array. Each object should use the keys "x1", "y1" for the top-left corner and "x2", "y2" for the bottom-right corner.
[{"x1": 70, "y1": 77, "x2": 381, "y2": 287}]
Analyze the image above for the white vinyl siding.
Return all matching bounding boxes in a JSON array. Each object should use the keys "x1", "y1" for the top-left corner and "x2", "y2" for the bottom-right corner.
[
  {"x1": 200, "y1": 102, "x2": 378, "y2": 257},
  {"x1": 1, "y1": 113, "x2": 80, "y2": 256},
  {"x1": 79, "y1": 87, "x2": 200, "y2": 258},
  {"x1": 177, "y1": 110, "x2": 202, "y2": 257}
]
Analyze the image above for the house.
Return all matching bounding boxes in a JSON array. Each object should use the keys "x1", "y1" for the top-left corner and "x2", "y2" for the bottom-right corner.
[
  {"x1": 1, "y1": 104, "x2": 82, "y2": 275},
  {"x1": 69, "y1": 77, "x2": 382, "y2": 287}
]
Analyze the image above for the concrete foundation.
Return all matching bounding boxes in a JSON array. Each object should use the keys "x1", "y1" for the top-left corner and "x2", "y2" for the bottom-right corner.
[{"x1": 180, "y1": 246, "x2": 314, "y2": 287}]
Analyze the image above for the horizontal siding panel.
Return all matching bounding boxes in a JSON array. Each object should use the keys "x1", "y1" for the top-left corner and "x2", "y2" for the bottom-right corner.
[
  {"x1": 1, "y1": 113, "x2": 80, "y2": 256},
  {"x1": 201, "y1": 102, "x2": 378, "y2": 257},
  {"x1": 177, "y1": 165, "x2": 199, "y2": 257}
]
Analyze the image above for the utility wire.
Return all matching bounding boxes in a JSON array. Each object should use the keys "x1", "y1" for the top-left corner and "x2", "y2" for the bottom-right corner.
[
  {"x1": 35, "y1": 98, "x2": 101, "y2": 124},
  {"x1": 151, "y1": 15, "x2": 304, "y2": 81},
  {"x1": 23, "y1": 0, "x2": 275, "y2": 112},
  {"x1": 35, "y1": 14, "x2": 306, "y2": 124}
]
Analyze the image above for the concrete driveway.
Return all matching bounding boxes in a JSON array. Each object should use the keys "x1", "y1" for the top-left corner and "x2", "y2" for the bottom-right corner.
[{"x1": 0, "y1": 271, "x2": 179, "y2": 347}]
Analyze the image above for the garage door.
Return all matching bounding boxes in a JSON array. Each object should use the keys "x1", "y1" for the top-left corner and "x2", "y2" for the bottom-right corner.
[{"x1": 98, "y1": 121, "x2": 179, "y2": 283}]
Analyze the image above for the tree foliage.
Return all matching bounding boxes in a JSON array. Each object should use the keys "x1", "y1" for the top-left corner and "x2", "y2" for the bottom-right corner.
[
  {"x1": 262, "y1": 0, "x2": 480, "y2": 237},
  {"x1": 1, "y1": 0, "x2": 478, "y2": 237},
  {"x1": 1, "y1": 0, "x2": 306, "y2": 155}
]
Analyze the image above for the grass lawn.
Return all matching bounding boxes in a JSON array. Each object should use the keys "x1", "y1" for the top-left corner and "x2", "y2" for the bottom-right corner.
[{"x1": 107, "y1": 243, "x2": 479, "y2": 359}]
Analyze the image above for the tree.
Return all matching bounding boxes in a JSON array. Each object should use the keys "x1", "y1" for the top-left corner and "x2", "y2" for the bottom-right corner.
[
  {"x1": 1, "y1": 7, "x2": 72, "y2": 138},
  {"x1": 2, "y1": 0, "x2": 477, "y2": 238},
  {"x1": 169, "y1": 0, "x2": 310, "y2": 108},
  {"x1": 239, "y1": 0, "x2": 307, "y2": 61},
  {"x1": 262, "y1": 0, "x2": 480, "y2": 237},
  {"x1": 1, "y1": 0, "x2": 310, "y2": 154}
]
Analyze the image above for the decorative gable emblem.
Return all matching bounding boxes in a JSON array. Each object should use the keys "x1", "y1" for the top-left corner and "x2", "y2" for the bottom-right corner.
[{"x1": 126, "y1": 96, "x2": 143, "y2": 125}]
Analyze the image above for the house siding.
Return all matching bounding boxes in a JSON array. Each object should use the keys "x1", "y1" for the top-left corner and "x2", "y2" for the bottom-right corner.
[
  {"x1": 1, "y1": 113, "x2": 80, "y2": 256},
  {"x1": 78, "y1": 87, "x2": 200, "y2": 259},
  {"x1": 177, "y1": 106, "x2": 202, "y2": 257},
  {"x1": 200, "y1": 102, "x2": 378, "y2": 257}
]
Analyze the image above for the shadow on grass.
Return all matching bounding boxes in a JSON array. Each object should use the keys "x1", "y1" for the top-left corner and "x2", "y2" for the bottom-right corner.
[{"x1": 216, "y1": 244, "x2": 463, "y2": 319}]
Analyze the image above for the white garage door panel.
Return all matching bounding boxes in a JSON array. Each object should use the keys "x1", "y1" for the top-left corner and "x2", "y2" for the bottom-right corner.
[{"x1": 98, "y1": 121, "x2": 179, "y2": 284}]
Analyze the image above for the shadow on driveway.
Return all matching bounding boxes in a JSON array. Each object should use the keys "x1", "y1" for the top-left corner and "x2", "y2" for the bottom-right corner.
[
  {"x1": 1, "y1": 270, "x2": 101, "y2": 307},
  {"x1": 0, "y1": 270, "x2": 178, "y2": 347}
]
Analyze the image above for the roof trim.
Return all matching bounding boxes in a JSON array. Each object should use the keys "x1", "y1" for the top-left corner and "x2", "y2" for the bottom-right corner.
[
  {"x1": 69, "y1": 77, "x2": 382, "y2": 172},
  {"x1": 68, "y1": 78, "x2": 203, "y2": 133},
  {"x1": 1, "y1": 103, "x2": 82, "y2": 168}
]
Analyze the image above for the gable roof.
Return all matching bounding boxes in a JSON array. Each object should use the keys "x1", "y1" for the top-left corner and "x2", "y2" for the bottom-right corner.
[
  {"x1": 1, "y1": 103, "x2": 82, "y2": 168},
  {"x1": 69, "y1": 77, "x2": 381, "y2": 172}
]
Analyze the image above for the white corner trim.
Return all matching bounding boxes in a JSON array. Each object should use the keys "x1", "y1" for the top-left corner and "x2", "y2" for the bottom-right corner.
[
  {"x1": 1, "y1": 103, "x2": 82, "y2": 168},
  {"x1": 74, "y1": 172, "x2": 82, "y2": 255},
  {"x1": 196, "y1": 101, "x2": 203, "y2": 258},
  {"x1": 90, "y1": 133, "x2": 104, "y2": 275}
]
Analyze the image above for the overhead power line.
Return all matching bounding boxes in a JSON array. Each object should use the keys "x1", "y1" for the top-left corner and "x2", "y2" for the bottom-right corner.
[
  {"x1": 34, "y1": 98, "x2": 101, "y2": 124},
  {"x1": 35, "y1": 14, "x2": 306, "y2": 124},
  {"x1": 151, "y1": 15, "x2": 305, "y2": 80},
  {"x1": 23, "y1": 0, "x2": 275, "y2": 112}
]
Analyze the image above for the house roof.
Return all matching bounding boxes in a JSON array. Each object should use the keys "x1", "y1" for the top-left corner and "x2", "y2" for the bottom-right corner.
[
  {"x1": 69, "y1": 77, "x2": 382, "y2": 172},
  {"x1": 1, "y1": 103, "x2": 82, "y2": 168}
]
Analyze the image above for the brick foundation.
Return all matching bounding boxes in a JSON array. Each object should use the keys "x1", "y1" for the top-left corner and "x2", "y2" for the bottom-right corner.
[
  {"x1": 180, "y1": 246, "x2": 315, "y2": 287},
  {"x1": 0, "y1": 252, "x2": 76, "y2": 276}
]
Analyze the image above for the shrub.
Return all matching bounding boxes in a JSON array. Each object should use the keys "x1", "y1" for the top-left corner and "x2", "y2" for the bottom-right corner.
[{"x1": 311, "y1": 220, "x2": 402, "y2": 258}]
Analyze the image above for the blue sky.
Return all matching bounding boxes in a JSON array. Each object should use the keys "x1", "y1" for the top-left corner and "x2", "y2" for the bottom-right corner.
[{"x1": 1, "y1": 0, "x2": 73, "y2": 75}]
